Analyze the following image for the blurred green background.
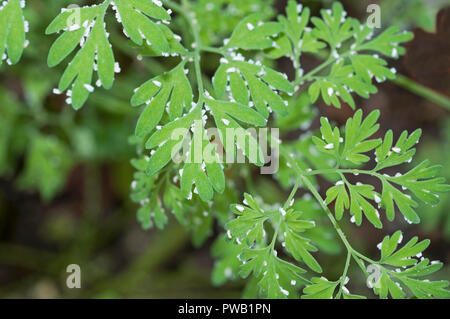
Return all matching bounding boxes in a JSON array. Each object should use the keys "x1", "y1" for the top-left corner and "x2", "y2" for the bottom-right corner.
[{"x1": 0, "y1": 0, "x2": 449, "y2": 298}]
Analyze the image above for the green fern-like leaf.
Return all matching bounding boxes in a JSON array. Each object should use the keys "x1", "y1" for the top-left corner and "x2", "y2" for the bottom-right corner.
[
  {"x1": 0, "y1": 0, "x2": 27, "y2": 66},
  {"x1": 271, "y1": 1, "x2": 414, "y2": 108},
  {"x1": 46, "y1": 0, "x2": 173, "y2": 109},
  {"x1": 314, "y1": 110, "x2": 450, "y2": 227},
  {"x1": 224, "y1": 193, "x2": 321, "y2": 298},
  {"x1": 370, "y1": 231, "x2": 450, "y2": 299}
]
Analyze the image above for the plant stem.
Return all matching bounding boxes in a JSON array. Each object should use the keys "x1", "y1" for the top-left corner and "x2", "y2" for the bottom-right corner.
[
  {"x1": 101, "y1": 0, "x2": 113, "y2": 13},
  {"x1": 304, "y1": 167, "x2": 383, "y2": 180},
  {"x1": 278, "y1": 144, "x2": 378, "y2": 282},
  {"x1": 335, "y1": 250, "x2": 351, "y2": 298},
  {"x1": 269, "y1": 222, "x2": 280, "y2": 253},
  {"x1": 163, "y1": 0, "x2": 205, "y2": 103},
  {"x1": 393, "y1": 74, "x2": 450, "y2": 111},
  {"x1": 297, "y1": 52, "x2": 351, "y2": 84},
  {"x1": 161, "y1": 0, "x2": 184, "y2": 13},
  {"x1": 199, "y1": 45, "x2": 230, "y2": 56},
  {"x1": 283, "y1": 178, "x2": 301, "y2": 210}
]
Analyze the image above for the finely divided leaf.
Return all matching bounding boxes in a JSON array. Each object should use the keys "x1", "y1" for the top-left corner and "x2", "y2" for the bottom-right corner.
[{"x1": 0, "y1": 0, "x2": 27, "y2": 66}]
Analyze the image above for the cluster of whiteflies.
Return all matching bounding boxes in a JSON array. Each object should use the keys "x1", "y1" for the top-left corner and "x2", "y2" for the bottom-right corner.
[{"x1": 51, "y1": 1, "x2": 182, "y2": 103}]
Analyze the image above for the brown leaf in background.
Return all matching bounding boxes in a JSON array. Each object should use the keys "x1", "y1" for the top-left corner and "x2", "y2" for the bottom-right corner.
[{"x1": 403, "y1": 7, "x2": 450, "y2": 96}]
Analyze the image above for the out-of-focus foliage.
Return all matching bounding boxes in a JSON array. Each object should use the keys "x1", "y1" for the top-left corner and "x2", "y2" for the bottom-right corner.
[
  {"x1": 190, "y1": 0, "x2": 276, "y2": 46},
  {"x1": 379, "y1": 0, "x2": 449, "y2": 32},
  {"x1": 414, "y1": 120, "x2": 450, "y2": 239},
  {"x1": 17, "y1": 135, "x2": 73, "y2": 201},
  {"x1": 0, "y1": 1, "x2": 141, "y2": 201},
  {"x1": 0, "y1": 0, "x2": 27, "y2": 66}
]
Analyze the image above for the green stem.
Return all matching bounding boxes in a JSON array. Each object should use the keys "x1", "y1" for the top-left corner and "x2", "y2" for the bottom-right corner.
[
  {"x1": 242, "y1": 166, "x2": 257, "y2": 195},
  {"x1": 278, "y1": 145, "x2": 378, "y2": 280},
  {"x1": 283, "y1": 178, "x2": 301, "y2": 210},
  {"x1": 304, "y1": 167, "x2": 382, "y2": 179},
  {"x1": 101, "y1": 0, "x2": 113, "y2": 13},
  {"x1": 393, "y1": 74, "x2": 450, "y2": 111},
  {"x1": 297, "y1": 52, "x2": 351, "y2": 84},
  {"x1": 292, "y1": 51, "x2": 302, "y2": 86},
  {"x1": 269, "y1": 223, "x2": 280, "y2": 252},
  {"x1": 163, "y1": 0, "x2": 204, "y2": 103},
  {"x1": 335, "y1": 250, "x2": 351, "y2": 299},
  {"x1": 283, "y1": 34, "x2": 302, "y2": 87},
  {"x1": 161, "y1": 0, "x2": 184, "y2": 13},
  {"x1": 199, "y1": 45, "x2": 230, "y2": 57}
]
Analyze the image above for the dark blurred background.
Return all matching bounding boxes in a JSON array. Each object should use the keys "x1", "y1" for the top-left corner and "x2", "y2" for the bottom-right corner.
[{"x1": 0, "y1": 0, "x2": 449, "y2": 298}]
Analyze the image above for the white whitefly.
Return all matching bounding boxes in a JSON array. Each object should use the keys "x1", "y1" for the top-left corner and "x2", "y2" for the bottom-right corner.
[
  {"x1": 374, "y1": 194, "x2": 381, "y2": 204},
  {"x1": 344, "y1": 276, "x2": 350, "y2": 285},
  {"x1": 391, "y1": 48, "x2": 398, "y2": 58},
  {"x1": 224, "y1": 267, "x2": 232, "y2": 278},
  {"x1": 152, "y1": 0, "x2": 163, "y2": 7},
  {"x1": 84, "y1": 84, "x2": 94, "y2": 92},
  {"x1": 114, "y1": 62, "x2": 121, "y2": 73},
  {"x1": 398, "y1": 233, "x2": 403, "y2": 244}
]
